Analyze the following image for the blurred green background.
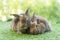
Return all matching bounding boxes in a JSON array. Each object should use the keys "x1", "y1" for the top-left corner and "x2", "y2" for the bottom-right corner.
[
  {"x1": 0, "y1": 0, "x2": 60, "y2": 40},
  {"x1": 0, "y1": 0, "x2": 60, "y2": 23}
]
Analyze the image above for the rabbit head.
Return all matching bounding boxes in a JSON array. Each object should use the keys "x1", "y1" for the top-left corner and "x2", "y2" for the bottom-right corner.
[{"x1": 29, "y1": 13, "x2": 38, "y2": 34}]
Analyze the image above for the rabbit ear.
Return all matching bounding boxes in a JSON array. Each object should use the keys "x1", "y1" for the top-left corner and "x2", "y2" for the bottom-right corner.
[
  {"x1": 25, "y1": 8, "x2": 30, "y2": 16},
  {"x1": 32, "y1": 12, "x2": 36, "y2": 19},
  {"x1": 31, "y1": 12, "x2": 36, "y2": 22},
  {"x1": 10, "y1": 14, "x2": 20, "y2": 17}
]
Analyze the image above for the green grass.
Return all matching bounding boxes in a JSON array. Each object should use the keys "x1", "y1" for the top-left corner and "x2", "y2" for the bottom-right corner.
[{"x1": 0, "y1": 21, "x2": 60, "y2": 40}]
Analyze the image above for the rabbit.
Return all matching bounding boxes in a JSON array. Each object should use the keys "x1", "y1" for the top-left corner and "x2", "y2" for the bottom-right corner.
[
  {"x1": 33, "y1": 13, "x2": 52, "y2": 32},
  {"x1": 27, "y1": 12, "x2": 52, "y2": 34},
  {"x1": 17, "y1": 8, "x2": 31, "y2": 34},
  {"x1": 29, "y1": 13, "x2": 46, "y2": 34}
]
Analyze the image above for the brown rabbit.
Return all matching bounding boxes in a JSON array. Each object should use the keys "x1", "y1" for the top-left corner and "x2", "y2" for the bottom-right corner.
[
  {"x1": 29, "y1": 14, "x2": 46, "y2": 34},
  {"x1": 26, "y1": 12, "x2": 52, "y2": 34},
  {"x1": 17, "y1": 8, "x2": 30, "y2": 34}
]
